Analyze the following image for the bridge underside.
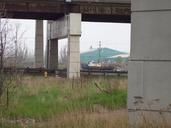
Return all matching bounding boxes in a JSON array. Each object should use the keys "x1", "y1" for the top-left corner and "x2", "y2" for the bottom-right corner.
[
  {"x1": 0, "y1": 0, "x2": 131, "y2": 78},
  {"x1": 0, "y1": 1, "x2": 130, "y2": 22}
]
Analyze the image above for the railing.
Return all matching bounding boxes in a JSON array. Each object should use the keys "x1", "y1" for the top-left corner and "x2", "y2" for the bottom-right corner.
[{"x1": 2, "y1": 67, "x2": 128, "y2": 77}]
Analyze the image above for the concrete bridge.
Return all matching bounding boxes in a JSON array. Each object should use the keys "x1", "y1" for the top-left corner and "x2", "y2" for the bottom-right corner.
[
  {"x1": 1, "y1": 0, "x2": 171, "y2": 126},
  {"x1": 0, "y1": 0, "x2": 131, "y2": 78},
  {"x1": 0, "y1": 0, "x2": 130, "y2": 22}
]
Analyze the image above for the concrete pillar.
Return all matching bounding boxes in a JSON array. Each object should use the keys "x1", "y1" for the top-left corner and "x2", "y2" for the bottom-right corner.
[
  {"x1": 128, "y1": 0, "x2": 171, "y2": 125},
  {"x1": 35, "y1": 20, "x2": 44, "y2": 68},
  {"x1": 48, "y1": 39, "x2": 58, "y2": 70},
  {"x1": 67, "y1": 35, "x2": 80, "y2": 78},
  {"x1": 46, "y1": 14, "x2": 81, "y2": 78},
  {"x1": 67, "y1": 13, "x2": 81, "y2": 78},
  {"x1": 45, "y1": 39, "x2": 50, "y2": 69}
]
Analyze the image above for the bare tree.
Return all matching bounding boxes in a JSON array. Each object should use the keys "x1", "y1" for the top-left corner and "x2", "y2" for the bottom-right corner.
[
  {"x1": 0, "y1": 21, "x2": 27, "y2": 107},
  {"x1": 0, "y1": 2, "x2": 6, "y2": 70},
  {"x1": 0, "y1": 13, "x2": 27, "y2": 105},
  {"x1": 0, "y1": 3, "x2": 7, "y2": 97},
  {"x1": 4, "y1": 23, "x2": 27, "y2": 68},
  {"x1": 59, "y1": 45, "x2": 67, "y2": 69},
  {"x1": 0, "y1": 20, "x2": 27, "y2": 69},
  {"x1": 0, "y1": 18, "x2": 7, "y2": 70}
]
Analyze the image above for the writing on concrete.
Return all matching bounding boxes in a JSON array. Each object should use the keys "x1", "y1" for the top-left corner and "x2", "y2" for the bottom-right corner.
[{"x1": 80, "y1": 5, "x2": 130, "y2": 15}]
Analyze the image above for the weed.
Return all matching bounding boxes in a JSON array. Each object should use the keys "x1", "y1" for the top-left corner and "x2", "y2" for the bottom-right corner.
[{"x1": 0, "y1": 75, "x2": 127, "y2": 127}]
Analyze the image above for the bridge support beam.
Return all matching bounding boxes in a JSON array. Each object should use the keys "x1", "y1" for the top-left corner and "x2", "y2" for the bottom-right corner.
[
  {"x1": 47, "y1": 39, "x2": 58, "y2": 70},
  {"x1": 128, "y1": 0, "x2": 171, "y2": 126},
  {"x1": 67, "y1": 13, "x2": 81, "y2": 78},
  {"x1": 46, "y1": 13, "x2": 81, "y2": 78},
  {"x1": 35, "y1": 20, "x2": 44, "y2": 68}
]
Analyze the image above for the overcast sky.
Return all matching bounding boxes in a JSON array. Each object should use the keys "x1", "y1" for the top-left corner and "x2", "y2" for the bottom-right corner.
[{"x1": 10, "y1": 19, "x2": 131, "y2": 54}]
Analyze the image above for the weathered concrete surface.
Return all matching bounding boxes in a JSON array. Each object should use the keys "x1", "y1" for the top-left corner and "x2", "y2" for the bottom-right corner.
[
  {"x1": 67, "y1": 13, "x2": 81, "y2": 78},
  {"x1": 128, "y1": 0, "x2": 171, "y2": 125},
  {"x1": 1, "y1": 0, "x2": 130, "y2": 2},
  {"x1": 131, "y1": 11, "x2": 171, "y2": 60},
  {"x1": 46, "y1": 13, "x2": 81, "y2": 78},
  {"x1": 0, "y1": 0, "x2": 130, "y2": 22},
  {"x1": 72, "y1": 0, "x2": 130, "y2": 3},
  {"x1": 47, "y1": 16, "x2": 68, "y2": 40},
  {"x1": 35, "y1": 20, "x2": 44, "y2": 68},
  {"x1": 128, "y1": 61, "x2": 171, "y2": 110},
  {"x1": 47, "y1": 39, "x2": 58, "y2": 70},
  {"x1": 132, "y1": 0, "x2": 171, "y2": 11}
]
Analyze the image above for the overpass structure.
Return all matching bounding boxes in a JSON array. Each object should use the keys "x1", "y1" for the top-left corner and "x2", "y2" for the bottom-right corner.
[
  {"x1": 0, "y1": 0, "x2": 130, "y2": 78},
  {"x1": 0, "y1": 0, "x2": 131, "y2": 78},
  {"x1": 1, "y1": 0, "x2": 171, "y2": 126},
  {"x1": 0, "y1": 0, "x2": 130, "y2": 22}
]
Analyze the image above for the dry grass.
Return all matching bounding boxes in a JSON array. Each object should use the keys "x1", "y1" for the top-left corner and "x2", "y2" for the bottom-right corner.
[
  {"x1": 35, "y1": 109, "x2": 128, "y2": 128},
  {"x1": 0, "y1": 75, "x2": 128, "y2": 128},
  {"x1": 1, "y1": 75, "x2": 170, "y2": 128}
]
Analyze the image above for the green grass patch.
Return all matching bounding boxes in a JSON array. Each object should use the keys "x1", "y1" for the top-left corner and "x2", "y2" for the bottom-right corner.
[
  {"x1": 0, "y1": 76, "x2": 127, "y2": 120},
  {"x1": 63, "y1": 89, "x2": 127, "y2": 112}
]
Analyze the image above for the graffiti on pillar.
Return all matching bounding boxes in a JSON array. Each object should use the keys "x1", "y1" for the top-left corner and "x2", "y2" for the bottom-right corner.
[{"x1": 80, "y1": 5, "x2": 130, "y2": 15}]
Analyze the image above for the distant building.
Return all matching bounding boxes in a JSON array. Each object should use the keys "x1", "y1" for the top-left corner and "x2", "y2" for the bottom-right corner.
[{"x1": 80, "y1": 47, "x2": 129, "y2": 64}]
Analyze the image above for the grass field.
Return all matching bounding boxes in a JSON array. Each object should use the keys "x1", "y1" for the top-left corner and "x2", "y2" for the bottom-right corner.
[{"x1": 0, "y1": 75, "x2": 128, "y2": 128}]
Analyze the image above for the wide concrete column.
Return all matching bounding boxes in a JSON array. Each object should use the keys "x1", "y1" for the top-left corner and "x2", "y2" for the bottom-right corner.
[
  {"x1": 128, "y1": 0, "x2": 171, "y2": 125},
  {"x1": 67, "y1": 13, "x2": 81, "y2": 78},
  {"x1": 48, "y1": 39, "x2": 58, "y2": 70},
  {"x1": 35, "y1": 20, "x2": 44, "y2": 68}
]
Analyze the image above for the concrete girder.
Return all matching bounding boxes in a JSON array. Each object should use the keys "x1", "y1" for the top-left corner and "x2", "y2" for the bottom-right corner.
[{"x1": 0, "y1": 1, "x2": 130, "y2": 22}]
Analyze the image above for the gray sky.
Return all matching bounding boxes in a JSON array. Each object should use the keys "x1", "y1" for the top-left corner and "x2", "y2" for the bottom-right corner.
[{"x1": 9, "y1": 19, "x2": 131, "y2": 54}]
